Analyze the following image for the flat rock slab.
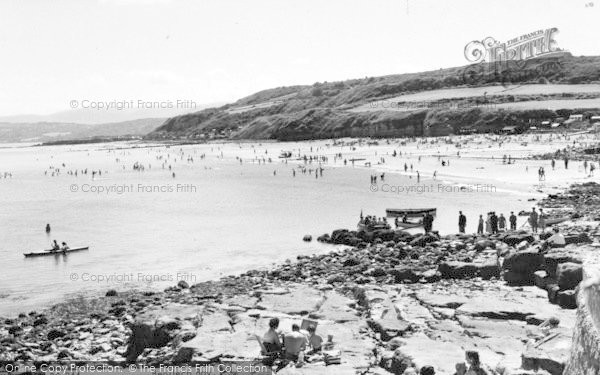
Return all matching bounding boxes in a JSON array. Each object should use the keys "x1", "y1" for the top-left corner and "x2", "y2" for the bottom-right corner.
[
  {"x1": 310, "y1": 291, "x2": 359, "y2": 323},
  {"x1": 456, "y1": 296, "x2": 551, "y2": 321},
  {"x1": 457, "y1": 316, "x2": 534, "y2": 340},
  {"x1": 257, "y1": 286, "x2": 324, "y2": 315},
  {"x1": 522, "y1": 332, "x2": 571, "y2": 375},
  {"x1": 179, "y1": 330, "x2": 257, "y2": 361},
  {"x1": 135, "y1": 303, "x2": 202, "y2": 323},
  {"x1": 199, "y1": 310, "x2": 232, "y2": 332},
  {"x1": 396, "y1": 333, "x2": 465, "y2": 374},
  {"x1": 415, "y1": 292, "x2": 469, "y2": 309},
  {"x1": 222, "y1": 295, "x2": 258, "y2": 310}
]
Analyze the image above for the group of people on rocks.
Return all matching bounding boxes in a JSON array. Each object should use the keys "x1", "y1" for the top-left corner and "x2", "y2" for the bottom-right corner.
[
  {"x1": 458, "y1": 211, "x2": 518, "y2": 234},
  {"x1": 260, "y1": 318, "x2": 330, "y2": 369},
  {"x1": 360, "y1": 215, "x2": 389, "y2": 228}
]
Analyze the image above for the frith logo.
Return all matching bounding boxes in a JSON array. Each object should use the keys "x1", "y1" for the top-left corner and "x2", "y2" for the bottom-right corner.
[{"x1": 464, "y1": 28, "x2": 564, "y2": 66}]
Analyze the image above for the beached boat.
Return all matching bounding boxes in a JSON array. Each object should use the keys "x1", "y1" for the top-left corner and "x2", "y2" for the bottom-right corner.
[
  {"x1": 395, "y1": 221, "x2": 424, "y2": 229},
  {"x1": 23, "y1": 247, "x2": 89, "y2": 258},
  {"x1": 545, "y1": 216, "x2": 570, "y2": 225},
  {"x1": 357, "y1": 222, "x2": 391, "y2": 232},
  {"x1": 386, "y1": 208, "x2": 436, "y2": 218}
]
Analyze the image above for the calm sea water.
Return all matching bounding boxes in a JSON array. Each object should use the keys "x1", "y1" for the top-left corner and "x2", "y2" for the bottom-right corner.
[{"x1": 0, "y1": 140, "x2": 535, "y2": 317}]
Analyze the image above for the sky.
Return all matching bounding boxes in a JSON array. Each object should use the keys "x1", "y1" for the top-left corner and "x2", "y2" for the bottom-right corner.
[{"x1": 0, "y1": 0, "x2": 599, "y2": 117}]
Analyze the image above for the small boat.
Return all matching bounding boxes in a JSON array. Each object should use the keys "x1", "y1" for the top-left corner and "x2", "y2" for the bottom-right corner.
[
  {"x1": 357, "y1": 222, "x2": 391, "y2": 232},
  {"x1": 395, "y1": 221, "x2": 424, "y2": 229},
  {"x1": 24, "y1": 247, "x2": 89, "y2": 258},
  {"x1": 544, "y1": 216, "x2": 571, "y2": 225},
  {"x1": 386, "y1": 208, "x2": 436, "y2": 218}
]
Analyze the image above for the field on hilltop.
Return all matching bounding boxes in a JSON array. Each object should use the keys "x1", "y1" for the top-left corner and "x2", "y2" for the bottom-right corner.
[{"x1": 148, "y1": 54, "x2": 600, "y2": 141}]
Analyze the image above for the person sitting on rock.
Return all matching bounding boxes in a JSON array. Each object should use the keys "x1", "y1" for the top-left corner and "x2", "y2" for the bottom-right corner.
[
  {"x1": 305, "y1": 324, "x2": 323, "y2": 353},
  {"x1": 464, "y1": 351, "x2": 487, "y2": 375},
  {"x1": 283, "y1": 324, "x2": 308, "y2": 361},
  {"x1": 547, "y1": 227, "x2": 566, "y2": 247},
  {"x1": 262, "y1": 318, "x2": 282, "y2": 354}
]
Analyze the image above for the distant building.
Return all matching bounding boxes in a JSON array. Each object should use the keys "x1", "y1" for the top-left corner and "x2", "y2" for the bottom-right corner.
[
  {"x1": 591, "y1": 116, "x2": 600, "y2": 122},
  {"x1": 569, "y1": 114, "x2": 584, "y2": 121},
  {"x1": 501, "y1": 126, "x2": 518, "y2": 134},
  {"x1": 541, "y1": 121, "x2": 551, "y2": 126},
  {"x1": 459, "y1": 127, "x2": 476, "y2": 134}
]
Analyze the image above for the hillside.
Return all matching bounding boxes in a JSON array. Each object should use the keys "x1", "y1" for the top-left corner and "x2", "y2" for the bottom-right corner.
[
  {"x1": 0, "y1": 118, "x2": 165, "y2": 143},
  {"x1": 149, "y1": 53, "x2": 600, "y2": 141}
]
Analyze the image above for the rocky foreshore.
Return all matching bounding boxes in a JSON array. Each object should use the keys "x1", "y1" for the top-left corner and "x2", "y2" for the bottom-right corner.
[{"x1": 2, "y1": 183, "x2": 600, "y2": 375}]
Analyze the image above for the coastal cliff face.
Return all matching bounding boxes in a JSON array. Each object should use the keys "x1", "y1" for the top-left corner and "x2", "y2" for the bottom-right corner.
[
  {"x1": 564, "y1": 263, "x2": 600, "y2": 374},
  {"x1": 146, "y1": 54, "x2": 600, "y2": 141},
  {"x1": 564, "y1": 264, "x2": 600, "y2": 375}
]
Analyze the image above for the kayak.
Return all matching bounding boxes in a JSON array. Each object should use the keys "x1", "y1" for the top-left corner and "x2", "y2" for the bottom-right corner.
[{"x1": 23, "y1": 247, "x2": 89, "y2": 258}]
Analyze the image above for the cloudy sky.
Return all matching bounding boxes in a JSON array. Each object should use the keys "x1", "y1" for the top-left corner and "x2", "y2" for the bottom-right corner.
[{"x1": 0, "y1": 0, "x2": 598, "y2": 117}]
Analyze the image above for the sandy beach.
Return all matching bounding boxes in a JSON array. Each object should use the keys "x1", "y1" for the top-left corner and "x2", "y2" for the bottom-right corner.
[{"x1": 1, "y1": 133, "x2": 600, "y2": 374}]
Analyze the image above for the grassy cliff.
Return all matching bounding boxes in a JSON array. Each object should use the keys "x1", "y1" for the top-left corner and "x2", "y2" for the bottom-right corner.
[{"x1": 148, "y1": 53, "x2": 600, "y2": 141}]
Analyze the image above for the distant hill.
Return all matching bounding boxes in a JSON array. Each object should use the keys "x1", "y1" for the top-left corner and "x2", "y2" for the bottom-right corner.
[
  {"x1": 148, "y1": 53, "x2": 600, "y2": 140},
  {"x1": 0, "y1": 118, "x2": 165, "y2": 143}
]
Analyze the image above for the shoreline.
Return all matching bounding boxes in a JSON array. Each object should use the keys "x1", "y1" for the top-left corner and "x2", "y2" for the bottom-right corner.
[
  {"x1": 2, "y1": 135, "x2": 600, "y2": 374},
  {"x1": 1, "y1": 181, "x2": 599, "y2": 374}
]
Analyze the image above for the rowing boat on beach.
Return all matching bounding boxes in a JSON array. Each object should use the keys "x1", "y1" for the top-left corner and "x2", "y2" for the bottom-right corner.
[
  {"x1": 386, "y1": 208, "x2": 437, "y2": 218},
  {"x1": 23, "y1": 247, "x2": 89, "y2": 258},
  {"x1": 395, "y1": 221, "x2": 424, "y2": 229}
]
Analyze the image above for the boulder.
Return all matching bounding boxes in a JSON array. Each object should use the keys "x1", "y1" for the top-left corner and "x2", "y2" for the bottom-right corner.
[
  {"x1": 556, "y1": 263, "x2": 583, "y2": 290},
  {"x1": 502, "y1": 250, "x2": 543, "y2": 274},
  {"x1": 544, "y1": 251, "x2": 582, "y2": 277},
  {"x1": 546, "y1": 284, "x2": 560, "y2": 305},
  {"x1": 47, "y1": 329, "x2": 66, "y2": 341},
  {"x1": 474, "y1": 239, "x2": 496, "y2": 251},
  {"x1": 533, "y1": 270, "x2": 550, "y2": 290},
  {"x1": 389, "y1": 267, "x2": 421, "y2": 283},
  {"x1": 177, "y1": 280, "x2": 189, "y2": 289},
  {"x1": 504, "y1": 270, "x2": 534, "y2": 285},
  {"x1": 342, "y1": 257, "x2": 361, "y2": 267},
  {"x1": 372, "y1": 229, "x2": 395, "y2": 242},
  {"x1": 302, "y1": 235, "x2": 312, "y2": 242},
  {"x1": 438, "y1": 261, "x2": 499, "y2": 279},
  {"x1": 564, "y1": 232, "x2": 591, "y2": 245},
  {"x1": 500, "y1": 232, "x2": 535, "y2": 246},
  {"x1": 438, "y1": 262, "x2": 478, "y2": 279},
  {"x1": 557, "y1": 290, "x2": 577, "y2": 309},
  {"x1": 409, "y1": 234, "x2": 438, "y2": 247}
]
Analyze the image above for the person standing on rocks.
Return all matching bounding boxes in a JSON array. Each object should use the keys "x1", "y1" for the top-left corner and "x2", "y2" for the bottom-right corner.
[
  {"x1": 477, "y1": 215, "x2": 484, "y2": 235},
  {"x1": 423, "y1": 213, "x2": 433, "y2": 233},
  {"x1": 539, "y1": 208, "x2": 546, "y2": 232},
  {"x1": 498, "y1": 213, "x2": 506, "y2": 232},
  {"x1": 490, "y1": 212, "x2": 498, "y2": 234},
  {"x1": 529, "y1": 208, "x2": 539, "y2": 233},
  {"x1": 509, "y1": 211, "x2": 517, "y2": 230},
  {"x1": 458, "y1": 211, "x2": 466, "y2": 233}
]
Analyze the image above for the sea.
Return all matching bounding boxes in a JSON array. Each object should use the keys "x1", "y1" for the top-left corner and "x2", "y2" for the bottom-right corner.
[{"x1": 0, "y1": 138, "x2": 549, "y2": 317}]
